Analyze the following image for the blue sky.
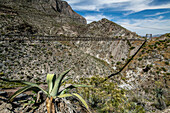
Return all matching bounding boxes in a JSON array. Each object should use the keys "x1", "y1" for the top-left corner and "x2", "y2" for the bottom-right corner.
[{"x1": 65, "y1": 0, "x2": 170, "y2": 36}]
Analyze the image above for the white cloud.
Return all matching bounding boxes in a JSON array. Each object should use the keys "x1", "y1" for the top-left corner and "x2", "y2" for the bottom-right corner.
[
  {"x1": 65, "y1": 0, "x2": 82, "y2": 4},
  {"x1": 125, "y1": 0, "x2": 170, "y2": 13},
  {"x1": 145, "y1": 11, "x2": 170, "y2": 17},
  {"x1": 65, "y1": 0, "x2": 170, "y2": 13},
  {"x1": 116, "y1": 17, "x2": 170, "y2": 36},
  {"x1": 65, "y1": 0, "x2": 131, "y2": 11},
  {"x1": 96, "y1": 0, "x2": 131, "y2": 4},
  {"x1": 64, "y1": 0, "x2": 170, "y2": 36},
  {"x1": 84, "y1": 14, "x2": 112, "y2": 23},
  {"x1": 73, "y1": 5, "x2": 98, "y2": 11},
  {"x1": 84, "y1": 14, "x2": 170, "y2": 36}
]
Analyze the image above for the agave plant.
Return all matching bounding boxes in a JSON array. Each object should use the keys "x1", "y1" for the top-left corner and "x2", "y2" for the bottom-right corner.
[{"x1": 0, "y1": 69, "x2": 91, "y2": 113}]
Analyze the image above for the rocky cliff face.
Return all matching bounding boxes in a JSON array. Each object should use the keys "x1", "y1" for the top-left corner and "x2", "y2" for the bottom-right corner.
[{"x1": 0, "y1": 0, "x2": 86, "y2": 35}]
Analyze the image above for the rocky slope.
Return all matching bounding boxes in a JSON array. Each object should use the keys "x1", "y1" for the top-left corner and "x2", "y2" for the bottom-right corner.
[
  {"x1": 82, "y1": 18, "x2": 138, "y2": 38},
  {"x1": 0, "y1": 36, "x2": 169, "y2": 112},
  {"x1": 0, "y1": 0, "x2": 142, "y2": 80},
  {"x1": 0, "y1": 0, "x2": 86, "y2": 35},
  {"x1": 0, "y1": 38, "x2": 144, "y2": 82},
  {"x1": 118, "y1": 35, "x2": 170, "y2": 112},
  {"x1": 0, "y1": 0, "x2": 169, "y2": 113}
]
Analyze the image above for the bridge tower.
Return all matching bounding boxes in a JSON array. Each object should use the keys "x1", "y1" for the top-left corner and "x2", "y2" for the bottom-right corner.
[{"x1": 146, "y1": 34, "x2": 152, "y2": 40}]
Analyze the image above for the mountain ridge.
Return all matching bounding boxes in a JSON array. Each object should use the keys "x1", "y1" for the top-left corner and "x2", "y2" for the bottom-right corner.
[{"x1": 0, "y1": 0, "x2": 139, "y2": 38}]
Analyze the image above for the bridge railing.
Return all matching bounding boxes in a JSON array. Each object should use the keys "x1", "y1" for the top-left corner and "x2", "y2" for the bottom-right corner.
[{"x1": 0, "y1": 35, "x2": 145, "y2": 41}]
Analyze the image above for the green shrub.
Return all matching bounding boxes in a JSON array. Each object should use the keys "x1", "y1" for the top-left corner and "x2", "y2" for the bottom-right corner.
[
  {"x1": 68, "y1": 75, "x2": 145, "y2": 113},
  {"x1": 130, "y1": 46, "x2": 135, "y2": 50},
  {"x1": 155, "y1": 42, "x2": 161, "y2": 45},
  {"x1": 156, "y1": 71, "x2": 160, "y2": 74},
  {"x1": 116, "y1": 61, "x2": 121, "y2": 65},
  {"x1": 122, "y1": 58, "x2": 125, "y2": 61},
  {"x1": 165, "y1": 61, "x2": 169, "y2": 65},
  {"x1": 149, "y1": 64, "x2": 153, "y2": 67},
  {"x1": 141, "y1": 50, "x2": 145, "y2": 53},
  {"x1": 164, "y1": 43, "x2": 167, "y2": 48},
  {"x1": 149, "y1": 45, "x2": 153, "y2": 49},
  {"x1": 146, "y1": 50, "x2": 150, "y2": 53},
  {"x1": 138, "y1": 58, "x2": 142, "y2": 61},
  {"x1": 127, "y1": 40, "x2": 131, "y2": 46},
  {"x1": 161, "y1": 67, "x2": 167, "y2": 72},
  {"x1": 166, "y1": 73, "x2": 170, "y2": 75}
]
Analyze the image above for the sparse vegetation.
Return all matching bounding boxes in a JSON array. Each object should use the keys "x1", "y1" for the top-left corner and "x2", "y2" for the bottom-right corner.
[
  {"x1": 0, "y1": 69, "x2": 91, "y2": 113},
  {"x1": 67, "y1": 75, "x2": 145, "y2": 113}
]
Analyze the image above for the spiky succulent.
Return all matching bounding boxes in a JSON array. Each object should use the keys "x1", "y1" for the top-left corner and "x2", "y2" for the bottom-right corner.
[{"x1": 0, "y1": 69, "x2": 91, "y2": 113}]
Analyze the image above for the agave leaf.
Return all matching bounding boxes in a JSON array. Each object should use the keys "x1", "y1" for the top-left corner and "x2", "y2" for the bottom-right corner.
[
  {"x1": 9, "y1": 85, "x2": 33, "y2": 102},
  {"x1": 0, "y1": 77, "x2": 48, "y2": 95},
  {"x1": 61, "y1": 77, "x2": 72, "y2": 85},
  {"x1": 72, "y1": 84, "x2": 93, "y2": 87},
  {"x1": 46, "y1": 74, "x2": 55, "y2": 94},
  {"x1": 50, "y1": 68, "x2": 71, "y2": 97},
  {"x1": 21, "y1": 81, "x2": 48, "y2": 95},
  {"x1": 59, "y1": 84, "x2": 92, "y2": 95},
  {"x1": 72, "y1": 93, "x2": 91, "y2": 113},
  {"x1": 57, "y1": 93, "x2": 73, "y2": 98},
  {"x1": 59, "y1": 89, "x2": 68, "y2": 95},
  {"x1": 57, "y1": 93, "x2": 91, "y2": 113}
]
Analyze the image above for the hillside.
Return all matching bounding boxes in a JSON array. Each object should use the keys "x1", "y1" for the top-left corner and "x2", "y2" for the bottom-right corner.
[
  {"x1": 0, "y1": 0, "x2": 86, "y2": 35},
  {"x1": 0, "y1": 0, "x2": 169, "y2": 113},
  {"x1": 121, "y1": 35, "x2": 170, "y2": 112},
  {"x1": 0, "y1": 0, "x2": 139, "y2": 38},
  {"x1": 0, "y1": 0, "x2": 142, "y2": 80}
]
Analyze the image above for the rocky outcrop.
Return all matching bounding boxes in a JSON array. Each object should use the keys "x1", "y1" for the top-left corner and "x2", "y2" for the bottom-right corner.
[
  {"x1": 53, "y1": 18, "x2": 140, "y2": 38},
  {"x1": 81, "y1": 18, "x2": 138, "y2": 38},
  {"x1": 0, "y1": 0, "x2": 86, "y2": 25},
  {"x1": 55, "y1": 0, "x2": 86, "y2": 24}
]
